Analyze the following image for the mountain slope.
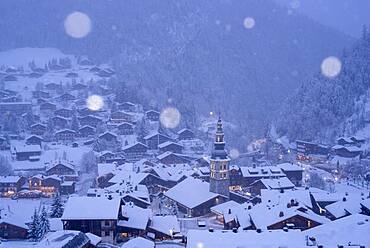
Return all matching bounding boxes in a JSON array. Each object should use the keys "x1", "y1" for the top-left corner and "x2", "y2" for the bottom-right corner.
[
  {"x1": 0, "y1": 0, "x2": 353, "y2": 148},
  {"x1": 275, "y1": 28, "x2": 370, "y2": 142}
]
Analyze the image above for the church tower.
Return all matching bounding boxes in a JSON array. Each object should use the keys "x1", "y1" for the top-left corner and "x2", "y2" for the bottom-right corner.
[{"x1": 209, "y1": 116, "x2": 230, "y2": 198}]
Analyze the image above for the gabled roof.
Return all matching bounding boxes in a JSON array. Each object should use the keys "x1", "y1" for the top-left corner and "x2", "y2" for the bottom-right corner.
[
  {"x1": 158, "y1": 141, "x2": 183, "y2": 149},
  {"x1": 144, "y1": 132, "x2": 171, "y2": 140},
  {"x1": 255, "y1": 177, "x2": 295, "y2": 190},
  {"x1": 118, "y1": 204, "x2": 151, "y2": 230},
  {"x1": 122, "y1": 142, "x2": 148, "y2": 151},
  {"x1": 55, "y1": 129, "x2": 76, "y2": 134},
  {"x1": 149, "y1": 215, "x2": 180, "y2": 236},
  {"x1": 99, "y1": 131, "x2": 117, "y2": 139},
  {"x1": 62, "y1": 196, "x2": 121, "y2": 220},
  {"x1": 164, "y1": 177, "x2": 220, "y2": 209}
]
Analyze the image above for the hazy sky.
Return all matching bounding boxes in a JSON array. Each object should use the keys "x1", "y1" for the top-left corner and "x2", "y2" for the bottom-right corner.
[{"x1": 274, "y1": 0, "x2": 370, "y2": 37}]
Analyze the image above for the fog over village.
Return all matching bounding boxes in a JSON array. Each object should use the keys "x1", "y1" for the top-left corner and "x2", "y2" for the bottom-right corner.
[{"x1": 0, "y1": 1, "x2": 369, "y2": 247}]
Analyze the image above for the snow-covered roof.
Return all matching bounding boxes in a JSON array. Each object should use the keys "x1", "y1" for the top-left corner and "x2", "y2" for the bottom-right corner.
[
  {"x1": 305, "y1": 214, "x2": 370, "y2": 247},
  {"x1": 240, "y1": 166, "x2": 285, "y2": 178},
  {"x1": 164, "y1": 177, "x2": 220, "y2": 209},
  {"x1": 121, "y1": 237, "x2": 154, "y2": 248},
  {"x1": 277, "y1": 163, "x2": 303, "y2": 172},
  {"x1": 158, "y1": 141, "x2": 183, "y2": 149},
  {"x1": 187, "y1": 229, "x2": 306, "y2": 248},
  {"x1": 38, "y1": 230, "x2": 90, "y2": 248},
  {"x1": 210, "y1": 200, "x2": 241, "y2": 216},
  {"x1": 260, "y1": 188, "x2": 313, "y2": 209},
  {"x1": 325, "y1": 193, "x2": 368, "y2": 219},
  {"x1": 13, "y1": 144, "x2": 41, "y2": 153},
  {"x1": 0, "y1": 176, "x2": 22, "y2": 183},
  {"x1": 118, "y1": 204, "x2": 151, "y2": 230},
  {"x1": 62, "y1": 196, "x2": 121, "y2": 220},
  {"x1": 257, "y1": 177, "x2": 295, "y2": 189},
  {"x1": 149, "y1": 215, "x2": 180, "y2": 236}
]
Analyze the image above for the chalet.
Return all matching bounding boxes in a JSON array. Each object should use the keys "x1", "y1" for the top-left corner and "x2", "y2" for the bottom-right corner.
[
  {"x1": 62, "y1": 196, "x2": 122, "y2": 244},
  {"x1": 72, "y1": 83, "x2": 87, "y2": 91},
  {"x1": 32, "y1": 90, "x2": 50, "y2": 99},
  {"x1": 147, "y1": 215, "x2": 180, "y2": 240},
  {"x1": 26, "y1": 135, "x2": 43, "y2": 146},
  {"x1": 177, "y1": 128, "x2": 195, "y2": 140},
  {"x1": 5, "y1": 67, "x2": 17, "y2": 73},
  {"x1": 0, "y1": 176, "x2": 26, "y2": 197},
  {"x1": 238, "y1": 166, "x2": 286, "y2": 187},
  {"x1": 118, "y1": 203, "x2": 151, "y2": 239},
  {"x1": 65, "y1": 72, "x2": 79, "y2": 78},
  {"x1": 79, "y1": 125, "x2": 96, "y2": 137},
  {"x1": 146, "y1": 110, "x2": 160, "y2": 121},
  {"x1": 90, "y1": 66, "x2": 101, "y2": 73},
  {"x1": 0, "y1": 95, "x2": 20, "y2": 103},
  {"x1": 55, "y1": 129, "x2": 76, "y2": 142},
  {"x1": 79, "y1": 115, "x2": 102, "y2": 127},
  {"x1": 78, "y1": 56, "x2": 94, "y2": 66},
  {"x1": 46, "y1": 161, "x2": 76, "y2": 177},
  {"x1": 45, "y1": 82, "x2": 62, "y2": 91},
  {"x1": 337, "y1": 137, "x2": 356, "y2": 146},
  {"x1": 296, "y1": 140, "x2": 329, "y2": 160},
  {"x1": 97, "y1": 69, "x2": 114, "y2": 78},
  {"x1": 123, "y1": 142, "x2": 148, "y2": 160},
  {"x1": 118, "y1": 102, "x2": 136, "y2": 112},
  {"x1": 13, "y1": 144, "x2": 41, "y2": 161},
  {"x1": 276, "y1": 163, "x2": 303, "y2": 187},
  {"x1": 0, "y1": 136, "x2": 9, "y2": 150},
  {"x1": 58, "y1": 92, "x2": 76, "y2": 101},
  {"x1": 157, "y1": 152, "x2": 190, "y2": 165},
  {"x1": 30, "y1": 123, "x2": 47, "y2": 136},
  {"x1": 250, "y1": 177, "x2": 295, "y2": 195},
  {"x1": 60, "y1": 181, "x2": 76, "y2": 195},
  {"x1": 78, "y1": 107, "x2": 97, "y2": 116},
  {"x1": 38, "y1": 230, "x2": 100, "y2": 247},
  {"x1": 0, "y1": 220, "x2": 28, "y2": 239},
  {"x1": 332, "y1": 145, "x2": 363, "y2": 158},
  {"x1": 40, "y1": 101, "x2": 57, "y2": 112},
  {"x1": 3, "y1": 75, "x2": 17, "y2": 82},
  {"x1": 99, "y1": 131, "x2": 118, "y2": 143},
  {"x1": 98, "y1": 151, "x2": 116, "y2": 163},
  {"x1": 144, "y1": 132, "x2": 172, "y2": 150},
  {"x1": 0, "y1": 102, "x2": 32, "y2": 115},
  {"x1": 52, "y1": 116, "x2": 69, "y2": 129},
  {"x1": 28, "y1": 72, "x2": 43, "y2": 78},
  {"x1": 29, "y1": 175, "x2": 61, "y2": 196},
  {"x1": 164, "y1": 177, "x2": 227, "y2": 217},
  {"x1": 54, "y1": 108, "x2": 73, "y2": 118},
  {"x1": 110, "y1": 111, "x2": 134, "y2": 123},
  {"x1": 158, "y1": 141, "x2": 183, "y2": 154},
  {"x1": 117, "y1": 122, "x2": 134, "y2": 135}
]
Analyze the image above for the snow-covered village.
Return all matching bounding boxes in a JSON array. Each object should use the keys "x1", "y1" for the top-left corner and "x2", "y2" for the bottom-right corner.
[{"x1": 0, "y1": 1, "x2": 370, "y2": 248}]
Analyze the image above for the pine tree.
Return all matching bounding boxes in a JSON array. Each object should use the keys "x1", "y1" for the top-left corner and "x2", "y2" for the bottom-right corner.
[
  {"x1": 50, "y1": 194, "x2": 64, "y2": 218},
  {"x1": 27, "y1": 209, "x2": 40, "y2": 241},
  {"x1": 39, "y1": 206, "x2": 50, "y2": 238}
]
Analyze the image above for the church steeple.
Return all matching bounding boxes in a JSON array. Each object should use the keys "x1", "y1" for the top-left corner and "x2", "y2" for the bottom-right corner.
[
  {"x1": 211, "y1": 116, "x2": 228, "y2": 160},
  {"x1": 209, "y1": 116, "x2": 230, "y2": 198}
]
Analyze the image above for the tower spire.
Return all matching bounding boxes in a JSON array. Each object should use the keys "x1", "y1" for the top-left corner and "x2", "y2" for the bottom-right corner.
[{"x1": 209, "y1": 116, "x2": 230, "y2": 198}]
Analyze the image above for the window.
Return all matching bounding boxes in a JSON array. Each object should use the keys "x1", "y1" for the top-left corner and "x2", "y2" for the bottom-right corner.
[
  {"x1": 104, "y1": 220, "x2": 110, "y2": 226},
  {"x1": 104, "y1": 231, "x2": 110, "y2": 236}
]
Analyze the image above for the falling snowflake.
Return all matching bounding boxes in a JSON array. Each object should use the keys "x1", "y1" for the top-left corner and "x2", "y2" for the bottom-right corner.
[
  {"x1": 290, "y1": 0, "x2": 300, "y2": 9},
  {"x1": 321, "y1": 56, "x2": 342, "y2": 78},
  {"x1": 229, "y1": 148, "x2": 240, "y2": 159},
  {"x1": 86, "y1": 95, "x2": 104, "y2": 111},
  {"x1": 243, "y1": 17, "x2": 255, "y2": 29},
  {"x1": 64, "y1": 12, "x2": 92, "y2": 38},
  {"x1": 160, "y1": 107, "x2": 181, "y2": 129}
]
